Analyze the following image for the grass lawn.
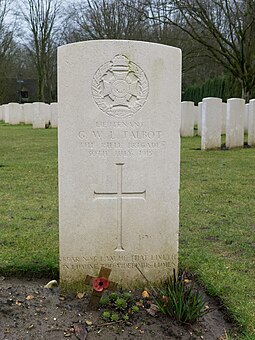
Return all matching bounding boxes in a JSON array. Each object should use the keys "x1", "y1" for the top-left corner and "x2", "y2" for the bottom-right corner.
[{"x1": 0, "y1": 123, "x2": 254, "y2": 338}]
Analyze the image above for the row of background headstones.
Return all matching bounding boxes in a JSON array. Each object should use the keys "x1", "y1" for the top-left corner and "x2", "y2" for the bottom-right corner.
[
  {"x1": 0, "y1": 102, "x2": 58, "y2": 128},
  {"x1": 181, "y1": 97, "x2": 255, "y2": 149},
  {"x1": 1, "y1": 99, "x2": 255, "y2": 150}
]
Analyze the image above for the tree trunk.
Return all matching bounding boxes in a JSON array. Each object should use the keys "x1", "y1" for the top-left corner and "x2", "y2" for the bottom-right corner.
[{"x1": 241, "y1": 83, "x2": 250, "y2": 103}]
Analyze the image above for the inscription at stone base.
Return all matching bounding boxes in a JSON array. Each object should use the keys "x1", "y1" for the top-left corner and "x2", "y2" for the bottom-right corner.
[{"x1": 61, "y1": 254, "x2": 178, "y2": 271}]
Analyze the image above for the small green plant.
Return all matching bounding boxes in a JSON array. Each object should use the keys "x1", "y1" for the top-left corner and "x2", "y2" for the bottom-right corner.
[
  {"x1": 109, "y1": 292, "x2": 119, "y2": 302},
  {"x1": 110, "y1": 313, "x2": 119, "y2": 322},
  {"x1": 131, "y1": 305, "x2": 139, "y2": 313},
  {"x1": 155, "y1": 270, "x2": 205, "y2": 323},
  {"x1": 102, "y1": 310, "x2": 111, "y2": 319},
  {"x1": 122, "y1": 292, "x2": 132, "y2": 301},
  {"x1": 115, "y1": 297, "x2": 127, "y2": 310},
  {"x1": 99, "y1": 297, "x2": 110, "y2": 306},
  {"x1": 123, "y1": 313, "x2": 129, "y2": 321},
  {"x1": 98, "y1": 291, "x2": 142, "y2": 323}
]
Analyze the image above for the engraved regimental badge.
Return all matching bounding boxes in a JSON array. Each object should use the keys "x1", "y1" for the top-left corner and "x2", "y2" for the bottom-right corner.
[{"x1": 92, "y1": 55, "x2": 149, "y2": 118}]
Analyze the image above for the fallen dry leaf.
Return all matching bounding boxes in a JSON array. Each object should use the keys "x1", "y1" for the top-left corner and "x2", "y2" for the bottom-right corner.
[
  {"x1": 26, "y1": 295, "x2": 34, "y2": 300},
  {"x1": 85, "y1": 320, "x2": 93, "y2": 326},
  {"x1": 76, "y1": 292, "x2": 85, "y2": 299},
  {"x1": 142, "y1": 290, "x2": 149, "y2": 298},
  {"x1": 145, "y1": 303, "x2": 159, "y2": 317}
]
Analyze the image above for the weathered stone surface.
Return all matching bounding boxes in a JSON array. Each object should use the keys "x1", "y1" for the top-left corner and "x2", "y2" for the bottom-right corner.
[
  {"x1": 201, "y1": 97, "x2": 222, "y2": 150},
  {"x1": 226, "y1": 98, "x2": 244, "y2": 148},
  {"x1": 58, "y1": 40, "x2": 181, "y2": 290}
]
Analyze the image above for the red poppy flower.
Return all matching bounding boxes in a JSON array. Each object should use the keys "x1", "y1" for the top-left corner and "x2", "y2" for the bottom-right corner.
[{"x1": 92, "y1": 277, "x2": 110, "y2": 292}]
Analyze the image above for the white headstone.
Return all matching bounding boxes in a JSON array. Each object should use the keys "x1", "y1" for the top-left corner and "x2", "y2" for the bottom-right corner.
[
  {"x1": 58, "y1": 40, "x2": 181, "y2": 291},
  {"x1": 0, "y1": 105, "x2": 3, "y2": 121},
  {"x1": 20, "y1": 104, "x2": 25, "y2": 123},
  {"x1": 50, "y1": 103, "x2": 58, "y2": 128},
  {"x1": 194, "y1": 105, "x2": 198, "y2": 126},
  {"x1": 44, "y1": 103, "x2": 51, "y2": 124},
  {"x1": 197, "y1": 102, "x2": 202, "y2": 136},
  {"x1": 32, "y1": 102, "x2": 46, "y2": 128},
  {"x1": 180, "y1": 101, "x2": 194, "y2": 137},
  {"x1": 24, "y1": 103, "x2": 33, "y2": 124},
  {"x1": 201, "y1": 97, "x2": 222, "y2": 150},
  {"x1": 248, "y1": 99, "x2": 255, "y2": 146},
  {"x1": 8, "y1": 103, "x2": 21, "y2": 125},
  {"x1": 244, "y1": 103, "x2": 249, "y2": 133},
  {"x1": 221, "y1": 102, "x2": 227, "y2": 134},
  {"x1": 226, "y1": 98, "x2": 244, "y2": 148},
  {"x1": 3, "y1": 104, "x2": 10, "y2": 123}
]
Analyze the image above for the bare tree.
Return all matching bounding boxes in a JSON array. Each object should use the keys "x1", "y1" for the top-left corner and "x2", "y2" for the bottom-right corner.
[
  {"x1": 0, "y1": 0, "x2": 15, "y2": 75},
  {"x1": 0, "y1": 0, "x2": 18, "y2": 102},
  {"x1": 19, "y1": 0, "x2": 61, "y2": 102},
  {"x1": 63, "y1": 0, "x2": 149, "y2": 43},
  {"x1": 146, "y1": 0, "x2": 255, "y2": 100}
]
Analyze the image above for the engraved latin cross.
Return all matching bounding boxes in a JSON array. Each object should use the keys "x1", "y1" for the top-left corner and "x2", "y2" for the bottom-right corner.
[{"x1": 94, "y1": 163, "x2": 146, "y2": 251}]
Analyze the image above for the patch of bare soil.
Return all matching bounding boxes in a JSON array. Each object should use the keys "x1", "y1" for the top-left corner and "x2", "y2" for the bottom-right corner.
[{"x1": 0, "y1": 277, "x2": 238, "y2": 340}]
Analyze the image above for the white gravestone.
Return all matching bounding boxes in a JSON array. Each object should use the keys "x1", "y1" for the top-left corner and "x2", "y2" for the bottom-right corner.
[
  {"x1": 201, "y1": 97, "x2": 222, "y2": 150},
  {"x1": 50, "y1": 103, "x2": 58, "y2": 128},
  {"x1": 197, "y1": 102, "x2": 202, "y2": 136},
  {"x1": 24, "y1": 103, "x2": 33, "y2": 124},
  {"x1": 221, "y1": 102, "x2": 227, "y2": 135},
  {"x1": 3, "y1": 104, "x2": 10, "y2": 123},
  {"x1": 32, "y1": 102, "x2": 46, "y2": 128},
  {"x1": 248, "y1": 99, "x2": 255, "y2": 146},
  {"x1": 20, "y1": 104, "x2": 25, "y2": 123},
  {"x1": 226, "y1": 98, "x2": 244, "y2": 149},
  {"x1": 180, "y1": 101, "x2": 194, "y2": 137},
  {"x1": 8, "y1": 103, "x2": 21, "y2": 125},
  {"x1": 244, "y1": 103, "x2": 249, "y2": 133},
  {"x1": 58, "y1": 40, "x2": 181, "y2": 291},
  {"x1": 0, "y1": 105, "x2": 3, "y2": 121},
  {"x1": 194, "y1": 105, "x2": 198, "y2": 126},
  {"x1": 44, "y1": 103, "x2": 51, "y2": 124}
]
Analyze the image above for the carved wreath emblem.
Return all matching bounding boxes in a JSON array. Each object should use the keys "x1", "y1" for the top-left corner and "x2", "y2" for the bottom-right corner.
[{"x1": 92, "y1": 55, "x2": 149, "y2": 118}]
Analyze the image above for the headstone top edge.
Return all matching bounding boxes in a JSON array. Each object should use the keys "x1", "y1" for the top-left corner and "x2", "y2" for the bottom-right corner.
[{"x1": 58, "y1": 40, "x2": 182, "y2": 54}]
